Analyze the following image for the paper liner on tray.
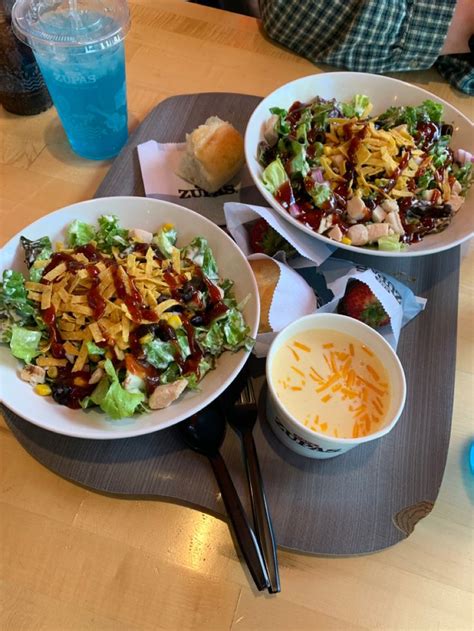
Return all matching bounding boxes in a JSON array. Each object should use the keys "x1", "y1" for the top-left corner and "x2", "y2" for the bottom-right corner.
[{"x1": 224, "y1": 202, "x2": 335, "y2": 266}]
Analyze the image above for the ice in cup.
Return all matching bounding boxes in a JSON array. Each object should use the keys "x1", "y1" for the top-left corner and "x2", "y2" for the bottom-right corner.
[{"x1": 12, "y1": 0, "x2": 130, "y2": 160}]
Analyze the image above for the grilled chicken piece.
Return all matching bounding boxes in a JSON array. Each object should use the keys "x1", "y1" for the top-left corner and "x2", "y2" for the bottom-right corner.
[
  {"x1": 372, "y1": 205, "x2": 387, "y2": 223},
  {"x1": 129, "y1": 228, "x2": 153, "y2": 244},
  {"x1": 88, "y1": 367, "x2": 104, "y2": 385},
  {"x1": 263, "y1": 114, "x2": 279, "y2": 146},
  {"x1": 347, "y1": 224, "x2": 369, "y2": 245},
  {"x1": 381, "y1": 199, "x2": 399, "y2": 214},
  {"x1": 327, "y1": 225, "x2": 343, "y2": 242},
  {"x1": 384, "y1": 212, "x2": 405, "y2": 235},
  {"x1": 346, "y1": 196, "x2": 369, "y2": 222},
  {"x1": 20, "y1": 364, "x2": 46, "y2": 386},
  {"x1": 149, "y1": 379, "x2": 188, "y2": 410},
  {"x1": 367, "y1": 222, "x2": 391, "y2": 242}
]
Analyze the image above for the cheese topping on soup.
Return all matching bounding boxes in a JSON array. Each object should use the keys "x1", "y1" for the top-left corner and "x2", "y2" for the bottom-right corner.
[{"x1": 271, "y1": 329, "x2": 390, "y2": 438}]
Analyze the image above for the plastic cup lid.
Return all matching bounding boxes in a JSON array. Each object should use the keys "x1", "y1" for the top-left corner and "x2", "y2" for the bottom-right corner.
[{"x1": 12, "y1": 0, "x2": 130, "y2": 48}]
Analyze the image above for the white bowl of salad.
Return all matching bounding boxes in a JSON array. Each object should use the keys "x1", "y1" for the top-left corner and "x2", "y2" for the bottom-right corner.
[
  {"x1": 0, "y1": 197, "x2": 259, "y2": 439},
  {"x1": 245, "y1": 72, "x2": 473, "y2": 256}
]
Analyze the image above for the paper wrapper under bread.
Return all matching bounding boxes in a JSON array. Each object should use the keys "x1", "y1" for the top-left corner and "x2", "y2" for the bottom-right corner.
[
  {"x1": 251, "y1": 257, "x2": 426, "y2": 358},
  {"x1": 137, "y1": 141, "x2": 259, "y2": 226}
]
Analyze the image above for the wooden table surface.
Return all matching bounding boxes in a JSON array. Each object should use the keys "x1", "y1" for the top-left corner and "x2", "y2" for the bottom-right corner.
[{"x1": 1, "y1": 1, "x2": 473, "y2": 629}]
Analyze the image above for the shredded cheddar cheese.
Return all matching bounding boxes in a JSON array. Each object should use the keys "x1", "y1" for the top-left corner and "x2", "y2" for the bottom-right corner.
[{"x1": 272, "y1": 329, "x2": 390, "y2": 438}]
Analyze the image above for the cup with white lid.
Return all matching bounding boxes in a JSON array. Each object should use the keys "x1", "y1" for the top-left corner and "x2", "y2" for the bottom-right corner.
[
  {"x1": 12, "y1": 0, "x2": 130, "y2": 160},
  {"x1": 265, "y1": 313, "x2": 406, "y2": 459}
]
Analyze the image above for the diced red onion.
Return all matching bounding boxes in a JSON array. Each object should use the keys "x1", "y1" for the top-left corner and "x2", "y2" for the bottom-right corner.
[
  {"x1": 310, "y1": 167, "x2": 325, "y2": 183},
  {"x1": 288, "y1": 203, "x2": 300, "y2": 217},
  {"x1": 454, "y1": 148, "x2": 473, "y2": 165}
]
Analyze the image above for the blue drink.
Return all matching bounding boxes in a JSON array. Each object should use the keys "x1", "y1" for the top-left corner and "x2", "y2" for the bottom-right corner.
[
  {"x1": 35, "y1": 36, "x2": 128, "y2": 160},
  {"x1": 12, "y1": 1, "x2": 130, "y2": 161}
]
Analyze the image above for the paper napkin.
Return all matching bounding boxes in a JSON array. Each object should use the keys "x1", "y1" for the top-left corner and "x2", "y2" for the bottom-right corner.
[{"x1": 137, "y1": 140, "x2": 264, "y2": 225}]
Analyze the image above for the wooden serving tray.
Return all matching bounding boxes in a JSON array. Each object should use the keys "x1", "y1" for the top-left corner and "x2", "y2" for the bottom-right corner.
[{"x1": 2, "y1": 93, "x2": 458, "y2": 555}]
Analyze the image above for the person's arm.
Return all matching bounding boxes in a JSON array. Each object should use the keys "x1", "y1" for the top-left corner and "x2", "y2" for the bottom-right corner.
[
  {"x1": 441, "y1": 0, "x2": 474, "y2": 54},
  {"x1": 259, "y1": 0, "x2": 458, "y2": 72}
]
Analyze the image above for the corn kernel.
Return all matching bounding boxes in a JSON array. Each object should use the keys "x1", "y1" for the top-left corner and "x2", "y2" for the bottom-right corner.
[
  {"x1": 161, "y1": 312, "x2": 181, "y2": 327},
  {"x1": 73, "y1": 376, "x2": 88, "y2": 387},
  {"x1": 323, "y1": 146, "x2": 332, "y2": 156},
  {"x1": 47, "y1": 366, "x2": 58, "y2": 379},
  {"x1": 341, "y1": 237, "x2": 352, "y2": 245},
  {"x1": 163, "y1": 223, "x2": 174, "y2": 231},
  {"x1": 139, "y1": 333, "x2": 153, "y2": 345},
  {"x1": 166, "y1": 314, "x2": 182, "y2": 329},
  {"x1": 35, "y1": 384, "x2": 51, "y2": 396}
]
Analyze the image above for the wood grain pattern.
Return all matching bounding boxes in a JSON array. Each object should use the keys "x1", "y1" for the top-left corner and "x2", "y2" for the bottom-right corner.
[
  {"x1": 1, "y1": 1, "x2": 473, "y2": 628},
  {"x1": 393, "y1": 501, "x2": 435, "y2": 537}
]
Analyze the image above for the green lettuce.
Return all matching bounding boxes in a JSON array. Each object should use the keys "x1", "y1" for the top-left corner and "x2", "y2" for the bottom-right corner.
[
  {"x1": 20, "y1": 236, "x2": 52, "y2": 270},
  {"x1": 199, "y1": 321, "x2": 225, "y2": 355},
  {"x1": 153, "y1": 225, "x2": 177, "y2": 258},
  {"x1": 341, "y1": 94, "x2": 371, "y2": 118},
  {"x1": 175, "y1": 328, "x2": 191, "y2": 358},
  {"x1": 310, "y1": 100, "x2": 337, "y2": 129},
  {"x1": 452, "y1": 161, "x2": 473, "y2": 195},
  {"x1": 67, "y1": 220, "x2": 96, "y2": 247},
  {"x1": 430, "y1": 136, "x2": 451, "y2": 168},
  {"x1": 416, "y1": 171, "x2": 434, "y2": 192},
  {"x1": 295, "y1": 108, "x2": 313, "y2": 144},
  {"x1": 185, "y1": 357, "x2": 215, "y2": 390},
  {"x1": 97, "y1": 359, "x2": 145, "y2": 419},
  {"x1": 86, "y1": 341, "x2": 105, "y2": 356},
  {"x1": 159, "y1": 362, "x2": 181, "y2": 385},
  {"x1": 143, "y1": 338, "x2": 176, "y2": 370},
  {"x1": 269, "y1": 106, "x2": 290, "y2": 136},
  {"x1": 29, "y1": 263, "x2": 48, "y2": 283},
  {"x1": 95, "y1": 215, "x2": 129, "y2": 253},
  {"x1": 182, "y1": 237, "x2": 219, "y2": 280},
  {"x1": 197, "y1": 308, "x2": 253, "y2": 355},
  {"x1": 377, "y1": 99, "x2": 444, "y2": 134},
  {"x1": 89, "y1": 376, "x2": 110, "y2": 405},
  {"x1": 308, "y1": 182, "x2": 332, "y2": 207},
  {"x1": 287, "y1": 140, "x2": 310, "y2": 176},
  {"x1": 377, "y1": 235, "x2": 404, "y2": 251},
  {"x1": 261, "y1": 157, "x2": 289, "y2": 195},
  {"x1": 223, "y1": 308, "x2": 252, "y2": 349},
  {"x1": 0, "y1": 270, "x2": 38, "y2": 342},
  {"x1": 9, "y1": 325, "x2": 42, "y2": 363}
]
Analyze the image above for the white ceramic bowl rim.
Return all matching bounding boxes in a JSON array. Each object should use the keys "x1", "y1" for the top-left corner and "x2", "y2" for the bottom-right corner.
[{"x1": 265, "y1": 313, "x2": 407, "y2": 444}]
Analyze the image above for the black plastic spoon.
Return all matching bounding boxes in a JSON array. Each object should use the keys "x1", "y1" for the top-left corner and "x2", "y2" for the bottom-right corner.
[{"x1": 179, "y1": 404, "x2": 270, "y2": 591}]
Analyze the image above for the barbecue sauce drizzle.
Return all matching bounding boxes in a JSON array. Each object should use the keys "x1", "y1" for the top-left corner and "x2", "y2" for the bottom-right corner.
[
  {"x1": 263, "y1": 99, "x2": 456, "y2": 242},
  {"x1": 39, "y1": 243, "x2": 228, "y2": 408}
]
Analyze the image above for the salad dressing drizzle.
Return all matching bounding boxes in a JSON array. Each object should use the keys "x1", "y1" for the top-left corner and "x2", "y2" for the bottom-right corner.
[{"x1": 259, "y1": 95, "x2": 471, "y2": 248}]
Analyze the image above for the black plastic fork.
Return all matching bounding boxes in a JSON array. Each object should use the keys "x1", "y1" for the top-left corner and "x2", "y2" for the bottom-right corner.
[{"x1": 227, "y1": 380, "x2": 281, "y2": 593}]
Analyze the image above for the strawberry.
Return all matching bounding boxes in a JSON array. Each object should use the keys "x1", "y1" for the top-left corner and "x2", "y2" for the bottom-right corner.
[{"x1": 337, "y1": 279, "x2": 390, "y2": 328}]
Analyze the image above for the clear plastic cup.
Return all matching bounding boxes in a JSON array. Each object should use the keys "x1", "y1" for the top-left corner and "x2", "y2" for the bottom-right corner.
[{"x1": 12, "y1": 0, "x2": 130, "y2": 160}]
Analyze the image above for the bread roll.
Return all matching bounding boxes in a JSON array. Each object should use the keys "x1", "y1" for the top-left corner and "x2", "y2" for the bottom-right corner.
[
  {"x1": 177, "y1": 116, "x2": 245, "y2": 193},
  {"x1": 248, "y1": 257, "x2": 281, "y2": 333}
]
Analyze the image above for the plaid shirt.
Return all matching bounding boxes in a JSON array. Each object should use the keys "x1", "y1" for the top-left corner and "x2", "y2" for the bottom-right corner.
[{"x1": 260, "y1": 0, "x2": 474, "y2": 95}]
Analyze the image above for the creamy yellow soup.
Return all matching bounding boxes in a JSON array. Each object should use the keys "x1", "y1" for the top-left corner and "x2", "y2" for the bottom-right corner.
[{"x1": 271, "y1": 329, "x2": 391, "y2": 439}]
